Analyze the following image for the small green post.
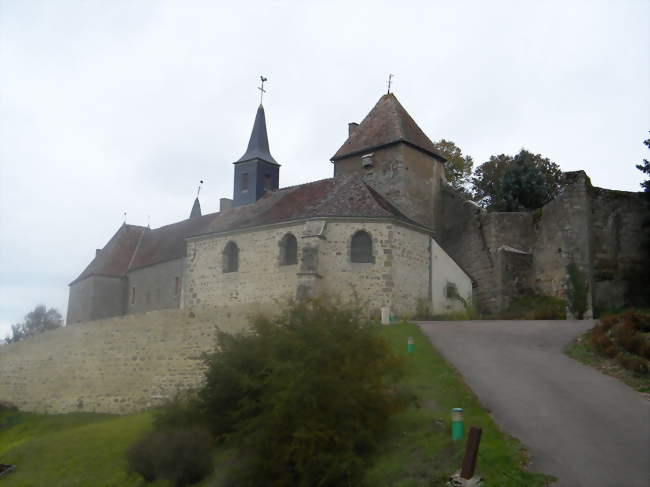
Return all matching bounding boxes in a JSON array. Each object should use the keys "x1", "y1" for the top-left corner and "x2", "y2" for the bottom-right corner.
[
  {"x1": 451, "y1": 408, "x2": 464, "y2": 440},
  {"x1": 407, "y1": 336, "x2": 414, "y2": 353}
]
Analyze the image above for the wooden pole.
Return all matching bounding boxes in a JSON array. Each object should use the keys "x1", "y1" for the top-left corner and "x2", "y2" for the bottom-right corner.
[{"x1": 460, "y1": 426, "x2": 482, "y2": 480}]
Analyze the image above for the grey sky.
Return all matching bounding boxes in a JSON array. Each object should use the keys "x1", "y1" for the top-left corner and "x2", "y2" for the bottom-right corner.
[{"x1": 1, "y1": 0, "x2": 648, "y2": 337}]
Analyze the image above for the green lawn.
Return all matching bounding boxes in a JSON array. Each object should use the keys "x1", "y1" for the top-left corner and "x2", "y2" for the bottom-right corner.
[{"x1": 0, "y1": 322, "x2": 553, "y2": 486}]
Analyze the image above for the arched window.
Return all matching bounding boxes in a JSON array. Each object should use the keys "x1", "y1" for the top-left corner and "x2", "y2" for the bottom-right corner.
[
  {"x1": 351, "y1": 230, "x2": 374, "y2": 263},
  {"x1": 223, "y1": 241, "x2": 239, "y2": 273},
  {"x1": 279, "y1": 233, "x2": 298, "y2": 265}
]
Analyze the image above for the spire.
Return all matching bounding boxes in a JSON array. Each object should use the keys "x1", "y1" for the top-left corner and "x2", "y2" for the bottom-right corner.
[
  {"x1": 236, "y1": 104, "x2": 279, "y2": 165},
  {"x1": 190, "y1": 197, "x2": 202, "y2": 219},
  {"x1": 331, "y1": 93, "x2": 443, "y2": 162}
]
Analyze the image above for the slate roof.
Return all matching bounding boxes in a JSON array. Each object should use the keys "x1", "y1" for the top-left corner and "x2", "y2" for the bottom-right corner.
[
  {"x1": 331, "y1": 93, "x2": 444, "y2": 162},
  {"x1": 70, "y1": 175, "x2": 421, "y2": 284},
  {"x1": 236, "y1": 104, "x2": 279, "y2": 165}
]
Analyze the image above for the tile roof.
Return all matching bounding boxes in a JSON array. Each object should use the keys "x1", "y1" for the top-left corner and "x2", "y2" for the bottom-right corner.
[
  {"x1": 70, "y1": 175, "x2": 420, "y2": 284},
  {"x1": 331, "y1": 93, "x2": 444, "y2": 162},
  {"x1": 70, "y1": 224, "x2": 147, "y2": 285}
]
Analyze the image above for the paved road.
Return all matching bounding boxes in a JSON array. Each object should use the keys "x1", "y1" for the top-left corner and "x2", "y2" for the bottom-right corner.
[{"x1": 419, "y1": 320, "x2": 650, "y2": 487}]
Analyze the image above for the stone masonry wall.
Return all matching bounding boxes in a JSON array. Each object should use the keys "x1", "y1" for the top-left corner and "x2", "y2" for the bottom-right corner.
[
  {"x1": 127, "y1": 258, "x2": 184, "y2": 315},
  {"x1": 0, "y1": 305, "x2": 275, "y2": 414}
]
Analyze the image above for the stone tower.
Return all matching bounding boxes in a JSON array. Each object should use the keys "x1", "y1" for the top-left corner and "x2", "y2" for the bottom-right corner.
[
  {"x1": 232, "y1": 104, "x2": 280, "y2": 207},
  {"x1": 331, "y1": 93, "x2": 446, "y2": 232}
]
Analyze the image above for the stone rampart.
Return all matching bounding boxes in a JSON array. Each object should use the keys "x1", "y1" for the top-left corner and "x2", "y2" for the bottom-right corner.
[{"x1": 0, "y1": 304, "x2": 278, "y2": 414}]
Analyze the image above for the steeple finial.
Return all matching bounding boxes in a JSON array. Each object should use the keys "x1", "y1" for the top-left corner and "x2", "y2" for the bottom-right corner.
[
  {"x1": 387, "y1": 73, "x2": 394, "y2": 94},
  {"x1": 258, "y1": 75, "x2": 267, "y2": 104}
]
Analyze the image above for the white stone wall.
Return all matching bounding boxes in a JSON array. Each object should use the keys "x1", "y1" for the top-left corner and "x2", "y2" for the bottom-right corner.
[
  {"x1": 127, "y1": 258, "x2": 184, "y2": 314},
  {"x1": 431, "y1": 238, "x2": 473, "y2": 313}
]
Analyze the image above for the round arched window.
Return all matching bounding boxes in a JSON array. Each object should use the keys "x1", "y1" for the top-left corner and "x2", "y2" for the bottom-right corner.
[
  {"x1": 351, "y1": 231, "x2": 374, "y2": 263},
  {"x1": 223, "y1": 241, "x2": 239, "y2": 273}
]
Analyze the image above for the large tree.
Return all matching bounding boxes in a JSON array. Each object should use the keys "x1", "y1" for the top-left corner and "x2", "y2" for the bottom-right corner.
[
  {"x1": 472, "y1": 149, "x2": 562, "y2": 211},
  {"x1": 636, "y1": 133, "x2": 650, "y2": 193},
  {"x1": 5, "y1": 305, "x2": 63, "y2": 344},
  {"x1": 432, "y1": 139, "x2": 473, "y2": 197}
]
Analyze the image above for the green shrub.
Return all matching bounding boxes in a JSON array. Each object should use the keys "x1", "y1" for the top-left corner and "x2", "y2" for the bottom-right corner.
[
  {"x1": 154, "y1": 391, "x2": 204, "y2": 431},
  {"x1": 126, "y1": 428, "x2": 213, "y2": 486},
  {"x1": 0, "y1": 400, "x2": 17, "y2": 413},
  {"x1": 500, "y1": 294, "x2": 566, "y2": 320},
  {"x1": 197, "y1": 300, "x2": 407, "y2": 486}
]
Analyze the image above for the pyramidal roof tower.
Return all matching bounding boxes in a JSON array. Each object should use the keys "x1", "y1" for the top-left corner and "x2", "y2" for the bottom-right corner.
[
  {"x1": 232, "y1": 103, "x2": 280, "y2": 207},
  {"x1": 331, "y1": 93, "x2": 443, "y2": 162}
]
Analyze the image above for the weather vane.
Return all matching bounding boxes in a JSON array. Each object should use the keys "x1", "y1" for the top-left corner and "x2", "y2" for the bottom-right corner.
[
  {"x1": 258, "y1": 75, "x2": 268, "y2": 104},
  {"x1": 196, "y1": 180, "x2": 204, "y2": 198},
  {"x1": 123, "y1": 211, "x2": 127, "y2": 224},
  {"x1": 387, "y1": 73, "x2": 395, "y2": 94}
]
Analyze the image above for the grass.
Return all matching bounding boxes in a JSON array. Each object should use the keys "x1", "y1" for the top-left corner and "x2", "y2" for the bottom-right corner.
[
  {"x1": 565, "y1": 329, "x2": 650, "y2": 395},
  {"x1": 0, "y1": 322, "x2": 553, "y2": 486}
]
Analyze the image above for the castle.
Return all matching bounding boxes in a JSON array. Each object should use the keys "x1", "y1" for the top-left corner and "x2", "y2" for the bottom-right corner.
[{"x1": 66, "y1": 93, "x2": 649, "y2": 324}]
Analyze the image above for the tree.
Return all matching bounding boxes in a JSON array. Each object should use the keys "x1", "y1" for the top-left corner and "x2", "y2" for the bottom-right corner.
[
  {"x1": 472, "y1": 149, "x2": 562, "y2": 211},
  {"x1": 432, "y1": 139, "x2": 474, "y2": 197},
  {"x1": 5, "y1": 305, "x2": 63, "y2": 344},
  {"x1": 636, "y1": 133, "x2": 650, "y2": 193},
  {"x1": 194, "y1": 300, "x2": 407, "y2": 486}
]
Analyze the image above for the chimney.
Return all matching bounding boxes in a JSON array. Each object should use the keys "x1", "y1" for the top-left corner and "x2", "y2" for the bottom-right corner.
[
  {"x1": 220, "y1": 198, "x2": 233, "y2": 212},
  {"x1": 348, "y1": 122, "x2": 359, "y2": 137}
]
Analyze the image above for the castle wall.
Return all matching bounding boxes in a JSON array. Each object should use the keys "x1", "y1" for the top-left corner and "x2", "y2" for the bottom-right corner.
[
  {"x1": 67, "y1": 276, "x2": 126, "y2": 324},
  {"x1": 127, "y1": 258, "x2": 184, "y2": 314},
  {"x1": 590, "y1": 187, "x2": 649, "y2": 310},
  {"x1": 0, "y1": 306, "x2": 269, "y2": 414}
]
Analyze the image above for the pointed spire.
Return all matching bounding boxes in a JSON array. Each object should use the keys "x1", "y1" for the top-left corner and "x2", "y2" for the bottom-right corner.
[
  {"x1": 190, "y1": 197, "x2": 202, "y2": 219},
  {"x1": 236, "y1": 104, "x2": 279, "y2": 165}
]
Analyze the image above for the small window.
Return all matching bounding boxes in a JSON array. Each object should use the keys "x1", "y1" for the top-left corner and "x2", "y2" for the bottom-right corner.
[
  {"x1": 445, "y1": 282, "x2": 458, "y2": 299},
  {"x1": 351, "y1": 230, "x2": 374, "y2": 263},
  {"x1": 223, "y1": 241, "x2": 239, "y2": 273},
  {"x1": 242, "y1": 173, "x2": 250, "y2": 192},
  {"x1": 279, "y1": 233, "x2": 298, "y2": 265},
  {"x1": 264, "y1": 173, "x2": 273, "y2": 190},
  {"x1": 131, "y1": 287, "x2": 136, "y2": 305}
]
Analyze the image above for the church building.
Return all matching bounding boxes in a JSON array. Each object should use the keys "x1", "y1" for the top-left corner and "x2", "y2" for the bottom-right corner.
[{"x1": 67, "y1": 92, "x2": 649, "y2": 324}]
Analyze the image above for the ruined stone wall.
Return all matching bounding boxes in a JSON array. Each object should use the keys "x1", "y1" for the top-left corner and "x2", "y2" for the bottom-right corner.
[
  {"x1": 590, "y1": 187, "x2": 649, "y2": 309},
  {"x1": 0, "y1": 306, "x2": 273, "y2": 414}
]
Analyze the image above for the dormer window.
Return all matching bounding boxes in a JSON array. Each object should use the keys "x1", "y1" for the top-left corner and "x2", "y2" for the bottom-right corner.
[{"x1": 242, "y1": 173, "x2": 250, "y2": 192}]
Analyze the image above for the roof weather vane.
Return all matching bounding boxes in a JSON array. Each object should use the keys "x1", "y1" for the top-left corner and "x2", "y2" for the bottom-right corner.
[
  {"x1": 197, "y1": 180, "x2": 204, "y2": 198},
  {"x1": 258, "y1": 75, "x2": 268, "y2": 104},
  {"x1": 387, "y1": 73, "x2": 395, "y2": 94}
]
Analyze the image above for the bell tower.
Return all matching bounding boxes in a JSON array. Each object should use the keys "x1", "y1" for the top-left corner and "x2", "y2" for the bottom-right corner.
[{"x1": 232, "y1": 103, "x2": 280, "y2": 207}]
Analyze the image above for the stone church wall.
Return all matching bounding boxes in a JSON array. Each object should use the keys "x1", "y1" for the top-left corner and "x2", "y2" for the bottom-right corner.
[
  {"x1": 67, "y1": 275, "x2": 126, "y2": 324},
  {"x1": 0, "y1": 305, "x2": 270, "y2": 414},
  {"x1": 127, "y1": 258, "x2": 184, "y2": 314}
]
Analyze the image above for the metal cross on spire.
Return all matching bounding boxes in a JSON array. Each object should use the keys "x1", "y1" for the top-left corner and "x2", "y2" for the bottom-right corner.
[
  {"x1": 258, "y1": 75, "x2": 268, "y2": 104},
  {"x1": 387, "y1": 73, "x2": 395, "y2": 94}
]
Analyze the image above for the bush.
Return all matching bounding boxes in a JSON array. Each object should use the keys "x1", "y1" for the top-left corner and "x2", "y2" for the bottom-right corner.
[
  {"x1": 500, "y1": 294, "x2": 566, "y2": 320},
  {"x1": 0, "y1": 400, "x2": 17, "y2": 413},
  {"x1": 126, "y1": 428, "x2": 213, "y2": 486},
  {"x1": 588, "y1": 312, "x2": 650, "y2": 374},
  {"x1": 154, "y1": 391, "x2": 204, "y2": 431},
  {"x1": 197, "y1": 300, "x2": 407, "y2": 486},
  {"x1": 566, "y1": 263, "x2": 588, "y2": 319},
  {"x1": 618, "y1": 355, "x2": 649, "y2": 374}
]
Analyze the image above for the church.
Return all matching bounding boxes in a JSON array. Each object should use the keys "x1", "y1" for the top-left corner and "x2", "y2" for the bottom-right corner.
[{"x1": 66, "y1": 92, "x2": 649, "y2": 324}]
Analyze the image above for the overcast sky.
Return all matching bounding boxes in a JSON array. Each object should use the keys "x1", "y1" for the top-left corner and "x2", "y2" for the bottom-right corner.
[{"x1": 1, "y1": 0, "x2": 648, "y2": 337}]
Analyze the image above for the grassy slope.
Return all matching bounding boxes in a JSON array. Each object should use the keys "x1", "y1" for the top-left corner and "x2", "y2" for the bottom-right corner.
[
  {"x1": 565, "y1": 329, "x2": 650, "y2": 394},
  {"x1": 0, "y1": 323, "x2": 552, "y2": 487}
]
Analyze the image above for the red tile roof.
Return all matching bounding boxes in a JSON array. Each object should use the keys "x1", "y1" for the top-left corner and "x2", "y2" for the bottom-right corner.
[
  {"x1": 331, "y1": 93, "x2": 444, "y2": 162},
  {"x1": 70, "y1": 175, "x2": 420, "y2": 283}
]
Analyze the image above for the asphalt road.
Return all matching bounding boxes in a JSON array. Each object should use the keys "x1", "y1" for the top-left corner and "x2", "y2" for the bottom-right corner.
[{"x1": 419, "y1": 320, "x2": 650, "y2": 487}]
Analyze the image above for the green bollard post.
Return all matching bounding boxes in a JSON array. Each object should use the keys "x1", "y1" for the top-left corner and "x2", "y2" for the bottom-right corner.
[
  {"x1": 407, "y1": 336, "x2": 414, "y2": 353},
  {"x1": 451, "y1": 408, "x2": 464, "y2": 440}
]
